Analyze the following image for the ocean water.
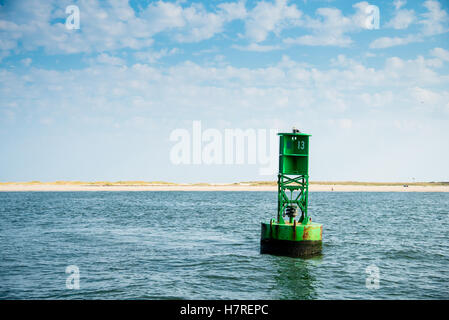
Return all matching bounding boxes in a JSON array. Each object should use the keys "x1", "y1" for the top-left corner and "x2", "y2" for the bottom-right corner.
[{"x1": 0, "y1": 191, "x2": 448, "y2": 300}]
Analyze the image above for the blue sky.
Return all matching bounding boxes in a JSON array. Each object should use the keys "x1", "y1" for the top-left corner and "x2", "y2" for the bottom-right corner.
[{"x1": 0, "y1": 0, "x2": 448, "y2": 183}]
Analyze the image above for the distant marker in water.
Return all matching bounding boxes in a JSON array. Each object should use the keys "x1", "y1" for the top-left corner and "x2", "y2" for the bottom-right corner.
[{"x1": 260, "y1": 128, "x2": 323, "y2": 257}]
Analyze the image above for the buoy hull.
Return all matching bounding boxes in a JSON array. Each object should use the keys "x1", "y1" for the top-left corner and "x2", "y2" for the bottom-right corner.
[{"x1": 260, "y1": 221, "x2": 322, "y2": 258}]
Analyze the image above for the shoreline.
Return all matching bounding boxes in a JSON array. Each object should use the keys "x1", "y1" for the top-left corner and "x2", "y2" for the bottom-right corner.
[{"x1": 1, "y1": 184, "x2": 448, "y2": 192}]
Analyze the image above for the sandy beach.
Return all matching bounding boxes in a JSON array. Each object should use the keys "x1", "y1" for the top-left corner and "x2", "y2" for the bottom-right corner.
[{"x1": 0, "y1": 183, "x2": 448, "y2": 192}]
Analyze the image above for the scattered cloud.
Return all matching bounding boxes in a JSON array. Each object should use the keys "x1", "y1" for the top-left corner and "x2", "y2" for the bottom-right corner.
[
  {"x1": 420, "y1": 0, "x2": 449, "y2": 36},
  {"x1": 169, "y1": 3, "x2": 229, "y2": 42},
  {"x1": 134, "y1": 48, "x2": 179, "y2": 63},
  {"x1": 96, "y1": 53, "x2": 126, "y2": 66},
  {"x1": 371, "y1": 0, "x2": 448, "y2": 49},
  {"x1": 0, "y1": 0, "x2": 246, "y2": 58},
  {"x1": 284, "y1": 2, "x2": 378, "y2": 47},
  {"x1": 232, "y1": 43, "x2": 282, "y2": 52},
  {"x1": 386, "y1": 6, "x2": 415, "y2": 29},
  {"x1": 217, "y1": 1, "x2": 248, "y2": 21},
  {"x1": 244, "y1": 0, "x2": 301, "y2": 43},
  {"x1": 370, "y1": 34, "x2": 420, "y2": 49},
  {"x1": 0, "y1": 0, "x2": 447, "y2": 58},
  {"x1": 21, "y1": 57, "x2": 32, "y2": 66},
  {"x1": 430, "y1": 47, "x2": 449, "y2": 61},
  {"x1": 2, "y1": 52, "x2": 448, "y2": 129},
  {"x1": 393, "y1": 0, "x2": 406, "y2": 11},
  {"x1": 411, "y1": 86, "x2": 441, "y2": 104}
]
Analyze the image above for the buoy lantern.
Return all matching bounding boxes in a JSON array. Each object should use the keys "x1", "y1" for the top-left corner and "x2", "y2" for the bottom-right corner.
[{"x1": 260, "y1": 128, "x2": 323, "y2": 257}]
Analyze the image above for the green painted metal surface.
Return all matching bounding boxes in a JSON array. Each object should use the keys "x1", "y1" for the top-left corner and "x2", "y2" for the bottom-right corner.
[
  {"x1": 261, "y1": 220, "x2": 322, "y2": 241},
  {"x1": 279, "y1": 133, "x2": 309, "y2": 175},
  {"x1": 279, "y1": 133, "x2": 310, "y2": 155},
  {"x1": 277, "y1": 131, "x2": 310, "y2": 225}
]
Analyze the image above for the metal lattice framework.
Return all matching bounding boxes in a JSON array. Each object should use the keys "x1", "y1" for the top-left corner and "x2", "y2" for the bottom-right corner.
[{"x1": 277, "y1": 173, "x2": 309, "y2": 225}]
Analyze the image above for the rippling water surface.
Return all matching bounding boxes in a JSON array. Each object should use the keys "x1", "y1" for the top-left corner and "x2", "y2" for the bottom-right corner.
[{"x1": 0, "y1": 191, "x2": 448, "y2": 299}]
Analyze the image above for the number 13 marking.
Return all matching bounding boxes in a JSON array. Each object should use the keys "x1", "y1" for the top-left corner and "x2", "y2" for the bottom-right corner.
[{"x1": 298, "y1": 141, "x2": 305, "y2": 150}]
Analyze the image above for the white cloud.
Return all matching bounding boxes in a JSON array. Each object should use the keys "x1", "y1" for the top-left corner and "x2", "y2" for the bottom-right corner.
[
  {"x1": 0, "y1": 0, "x2": 155, "y2": 56},
  {"x1": 173, "y1": 4, "x2": 226, "y2": 42},
  {"x1": 430, "y1": 47, "x2": 449, "y2": 61},
  {"x1": 386, "y1": 8, "x2": 415, "y2": 29},
  {"x1": 420, "y1": 0, "x2": 449, "y2": 36},
  {"x1": 96, "y1": 53, "x2": 125, "y2": 66},
  {"x1": 411, "y1": 86, "x2": 440, "y2": 104},
  {"x1": 393, "y1": 0, "x2": 406, "y2": 10},
  {"x1": 244, "y1": 0, "x2": 301, "y2": 43},
  {"x1": 143, "y1": 1, "x2": 185, "y2": 34},
  {"x1": 0, "y1": 0, "x2": 447, "y2": 58},
  {"x1": 232, "y1": 43, "x2": 282, "y2": 52},
  {"x1": 0, "y1": 0, "x2": 247, "y2": 58},
  {"x1": 371, "y1": 0, "x2": 448, "y2": 49},
  {"x1": 359, "y1": 91, "x2": 394, "y2": 108},
  {"x1": 409, "y1": 86, "x2": 449, "y2": 113},
  {"x1": 284, "y1": 2, "x2": 378, "y2": 47},
  {"x1": 2, "y1": 52, "x2": 448, "y2": 130},
  {"x1": 137, "y1": 1, "x2": 246, "y2": 43},
  {"x1": 330, "y1": 54, "x2": 358, "y2": 67},
  {"x1": 134, "y1": 48, "x2": 179, "y2": 63},
  {"x1": 369, "y1": 35, "x2": 420, "y2": 49},
  {"x1": 217, "y1": 1, "x2": 248, "y2": 21},
  {"x1": 284, "y1": 7, "x2": 352, "y2": 47},
  {"x1": 21, "y1": 57, "x2": 32, "y2": 66}
]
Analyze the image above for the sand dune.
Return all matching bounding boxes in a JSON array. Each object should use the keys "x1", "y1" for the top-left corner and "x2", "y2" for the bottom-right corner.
[{"x1": 0, "y1": 183, "x2": 448, "y2": 192}]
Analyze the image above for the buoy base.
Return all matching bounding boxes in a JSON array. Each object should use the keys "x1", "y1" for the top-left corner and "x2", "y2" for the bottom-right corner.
[
  {"x1": 260, "y1": 221, "x2": 322, "y2": 258},
  {"x1": 260, "y1": 238, "x2": 322, "y2": 257}
]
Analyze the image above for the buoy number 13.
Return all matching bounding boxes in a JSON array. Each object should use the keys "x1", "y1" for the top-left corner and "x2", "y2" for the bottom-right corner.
[{"x1": 297, "y1": 141, "x2": 305, "y2": 150}]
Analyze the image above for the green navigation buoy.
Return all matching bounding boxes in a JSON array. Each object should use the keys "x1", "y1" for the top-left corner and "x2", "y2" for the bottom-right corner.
[{"x1": 260, "y1": 128, "x2": 322, "y2": 258}]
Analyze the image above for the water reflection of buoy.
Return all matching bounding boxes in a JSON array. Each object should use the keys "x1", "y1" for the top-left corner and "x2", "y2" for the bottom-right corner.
[{"x1": 260, "y1": 128, "x2": 322, "y2": 258}]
